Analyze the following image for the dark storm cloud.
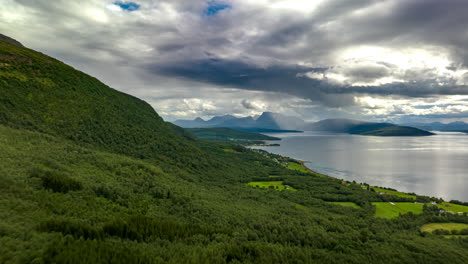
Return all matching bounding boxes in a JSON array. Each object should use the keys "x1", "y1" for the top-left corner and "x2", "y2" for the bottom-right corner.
[
  {"x1": 149, "y1": 57, "x2": 468, "y2": 103},
  {"x1": 148, "y1": 58, "x2": 361, "y2": 107},
  {"x1": 241, "y1": 99, "x2": 258, "y2": 110},
  {"x1": 342, "y1": 0, "x2": 468, "y2": 64}
]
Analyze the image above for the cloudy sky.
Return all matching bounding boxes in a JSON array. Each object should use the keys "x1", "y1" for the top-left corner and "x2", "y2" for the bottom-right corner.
[{"x1": 2, "y1": 0, "x2": 468, "y2": 123}]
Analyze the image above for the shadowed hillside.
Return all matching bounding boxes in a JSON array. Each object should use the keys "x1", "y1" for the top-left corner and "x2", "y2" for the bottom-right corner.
[{"x1": 0, "y1": 39, "x2": 207, "y2": 168}]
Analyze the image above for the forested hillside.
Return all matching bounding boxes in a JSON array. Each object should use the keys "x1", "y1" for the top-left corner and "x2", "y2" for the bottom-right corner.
[
  {"x1": 187, "y1": 127, "x2": 280, "y2": 145},
  {"x1": 1, "y1": 38, "x2": 468, "y2": 263}
]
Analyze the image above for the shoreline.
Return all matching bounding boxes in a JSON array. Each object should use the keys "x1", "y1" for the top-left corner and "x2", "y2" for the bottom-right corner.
[
  {"x1": 249, "y1": 142, "x2": 466, "y2": 203},
  {"x1": 294, "y1": 159, "x2": 332, "y2": 178},
  {"x1": 282, "y1": 156, "x2": 465, "y2": 203}
]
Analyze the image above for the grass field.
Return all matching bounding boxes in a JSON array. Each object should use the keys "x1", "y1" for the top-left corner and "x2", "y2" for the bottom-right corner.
[
  {"x1": 372, "y1": 202, "x2": 423, "y2": 219},
  {"x1": 435, "y1": 202, "x2": 468, "y2": 213},
  {"x1": 283, "y1": 161, "x2": 310, "y2": 173},
  {"x1": 371, "y1": 187, "x2": 416, "y2": 200},
  {"x1": 328, "y1": 202, "x2": 361, "y2": 209},
  {"x1": 444, "y1": 235, "x2": 468, "y2": 239},
  {"x1": 421, "y1": 223, "x2": 468, "y2": 233},
  {"x1": 223, "y1": 148, "x2": 241, "y2": 154},
  {"x1": 247, "y1": 181, "x2": 297, "y2": 191}
]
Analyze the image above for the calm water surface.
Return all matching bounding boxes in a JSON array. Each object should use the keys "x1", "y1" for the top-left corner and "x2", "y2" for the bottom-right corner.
[{"x1": 252, "y1": 131, "x2": 468, "y2": 201}]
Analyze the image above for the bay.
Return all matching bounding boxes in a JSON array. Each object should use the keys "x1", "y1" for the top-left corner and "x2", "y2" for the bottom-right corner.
[{"x1": 251, "y1": 131, "x2": 468, "y2": 201}]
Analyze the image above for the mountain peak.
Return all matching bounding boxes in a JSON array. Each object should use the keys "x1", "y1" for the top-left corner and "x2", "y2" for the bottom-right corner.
[
  {"x1": 0, "y1": 33, "x2": 23, "y2": 47},
  {"x1": 208, "y1": 114, "x2": 236, "y2": 123}
]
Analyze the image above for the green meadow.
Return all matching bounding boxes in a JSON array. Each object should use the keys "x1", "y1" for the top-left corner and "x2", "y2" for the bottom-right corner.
[
  {"x1": 421, "y1": 223, "x2": 468, "y2": 233},
  {"x1": 373, "y1": 202, "x2": 424, "y2": 219},
  {"x1": 371, "y1": 187, "x2": 417, "y2": 200},
  {"x1": 282, "y1": 161, "x2": 311, "y2": 174},
  {"x1": 436, "y1": 202, "x2": 468, "y2": 213},
  {"x1": 328, "y1": 202, "x2": 361, "y2": 209},
  {"x1": 247, "y1": 181, "x2": 297, "y2": 191}
]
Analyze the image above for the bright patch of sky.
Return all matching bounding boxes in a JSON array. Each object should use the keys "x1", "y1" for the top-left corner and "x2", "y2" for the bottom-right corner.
[
  {"x1": 204, "y1": 1, "x2": 231, "y2": 16},
  {"x1": 114, "y1": 1, "x2": 140, "y2": 12}
]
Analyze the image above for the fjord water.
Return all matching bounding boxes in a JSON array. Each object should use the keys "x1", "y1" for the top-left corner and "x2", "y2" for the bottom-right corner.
[{"x1": 252, "y1": 131, "x2": 468, "y2": 201}]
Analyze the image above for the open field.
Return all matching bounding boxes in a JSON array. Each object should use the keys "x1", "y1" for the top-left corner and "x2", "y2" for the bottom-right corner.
[
  {"x1": 371, "y1": 187, "x2": 416, "y2": 200},
  {"x1": 421, "y1": 223, "x2": 468, "y2": 233},
  {"x1": 328, "y1": 202, "x2": 361, "y2": 209},
  {"x1": 223, "y1": 148, "x2": 241, "y2": 154},
  {"x1": 247, "y1": 181, "x2": 297, "y2": 191},
  {"x1": 281, "y1": 161, "x2": 311, "y2": 174},
  {"x1": 435, "y1": 202, "x2": 468, "y2": 213},
  {"x1": 372, "y1": 202, "x2": 423, "y2": 219}
]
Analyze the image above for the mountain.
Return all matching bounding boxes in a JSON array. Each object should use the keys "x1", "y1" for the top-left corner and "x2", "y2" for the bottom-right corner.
[
  {"x1": 403, "y1": 121, "x2": 468, "y2": 131},
  {"x1": 0, "y1": 33, "x2": 23, "y2": 47},
  {"x1": 0, "y1": 36, "x2": 204, "y2": 166},
  {"x1": 305, "y1": 118, "x2": 372, "y2": 132},
  {"x1": 176, "y1": 114, "x2": 432, "y2": 136},
  {"x1": 219, "y1": 116, "x2": 257, "y2": 127},
  {"x1": 306, "y1": 119, "x2": 434, "y2": 136},
  {"x1": 173, "y1": 117, "x2": 207, "y2": 128},
  {"x1": 255, "y1": 112, "x2": 306, "y2": 130},
  {"x1": 1, "y1": 35, "x2": 467, "y2": 263},
  {"x1": 206, "y1": 114, "x2": 236, "y2": 125},
  {"x1": 358, "y1": 126, "x2": 434, "y2": 136},
  {"x1": 174, "y1": 112, "x2": 305, "y2": 130}
]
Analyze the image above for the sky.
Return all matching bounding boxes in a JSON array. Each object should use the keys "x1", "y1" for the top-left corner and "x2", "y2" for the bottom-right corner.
[{"x1": 2, "y1": 0, "x2": 468, "y2": 123}]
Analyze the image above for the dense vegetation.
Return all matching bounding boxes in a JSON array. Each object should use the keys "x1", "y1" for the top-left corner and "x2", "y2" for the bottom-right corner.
[
  {"x1": 308, "y1": 119, "x2": 434, "y2": 136},
  {"x1": 187, "y1": 127, "x2": 280, "y2": 145},
  {"x1": 356, "y1": 126, "x2": 434, "y2": 136},
  {"x1": 1, "y1": 38, "x2": 468, "y2": 263}
]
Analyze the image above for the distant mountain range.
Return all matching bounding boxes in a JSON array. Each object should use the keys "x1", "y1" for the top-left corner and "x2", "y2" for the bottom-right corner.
[
  {"x1": 174, "y1": 113, "x2": 434, "y2": 136},
  {"x1": 401, "y1": 121, "x2": 468, "y2": 131},
  {"x1": 174, "y1": 112, "x2": 305, "y2": 130}
]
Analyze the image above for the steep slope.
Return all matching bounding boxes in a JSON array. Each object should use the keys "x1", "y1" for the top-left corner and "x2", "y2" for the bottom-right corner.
[
  {"x1": 0, "y1": 33, "x2": 23, "y2": 47},
  {"x1": 0, "y1": 39, "x2": 204, "y2": 166}
]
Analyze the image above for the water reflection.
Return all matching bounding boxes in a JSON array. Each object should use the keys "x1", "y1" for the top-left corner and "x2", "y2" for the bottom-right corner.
[{"x1": 252, "y1": 131, "x2": 468, "y2": 201}]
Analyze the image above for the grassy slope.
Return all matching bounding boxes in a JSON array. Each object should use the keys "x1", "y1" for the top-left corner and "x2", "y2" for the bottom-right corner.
[
  {"x1": 421, "y1": 223, "x2": 468, "y2": 233},
  {"x1": 371, "y1": 187, "x2": 417, "y2": 200},
  {"x1": 284, "y1": 161, "x2": 311, "y2": 173},
  {"x1": 246, "y1": 181, "x2": 297, "y2": 191},
  {"x1": 437, "y1": 203, "x2": 468, "y2": 213},
  {"x1": 373, "y1": 202, "x2": 424, "y2": 219},
  {"x1": 329, "y1": 202, "x2": 361, "y2": 209},
  {"x1": 1, "y1": 39, "x2": 468, "y2": 263}
]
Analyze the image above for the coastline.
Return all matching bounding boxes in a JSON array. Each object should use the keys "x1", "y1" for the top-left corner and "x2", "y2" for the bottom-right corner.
[{"x1": 279, "y1": 155, "x2": 467, "y2": 204}]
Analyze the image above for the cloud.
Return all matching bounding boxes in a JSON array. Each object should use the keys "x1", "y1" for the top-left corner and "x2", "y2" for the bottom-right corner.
[
  {"x1": 2, "y1": 0, "x2": 468, "y2": 122},
  {"x1": 241, "y1": 99, "x2": 264, "y2": 110}
]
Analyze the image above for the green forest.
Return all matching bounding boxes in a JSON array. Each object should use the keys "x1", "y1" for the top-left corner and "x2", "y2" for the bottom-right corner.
[
  {"x1": 187, "y1": 127, "x2": 280, "y2": 145},
  {"x1": 1, "y1": 39, "x2": 468, "y2": 263}
]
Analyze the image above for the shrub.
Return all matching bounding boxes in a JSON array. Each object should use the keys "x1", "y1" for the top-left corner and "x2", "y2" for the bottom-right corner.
[{"x1": 30, "y1": 167, "x2": 82, "y2": 193}]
